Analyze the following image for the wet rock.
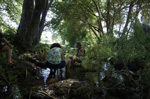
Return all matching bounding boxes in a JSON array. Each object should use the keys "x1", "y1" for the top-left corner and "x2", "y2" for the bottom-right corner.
[
  {"x1": 68, "y1": 81, "x2": 91, "y2": 99},
  {"x1": 102, "y1": 71, "x2": 140, "y2": 98},
  {"x1": 52, "y1": 79, "x2": 79, "y2": 96},
  {"x1": 51, "y1": 79, "x2": 92, "y2": 98}
]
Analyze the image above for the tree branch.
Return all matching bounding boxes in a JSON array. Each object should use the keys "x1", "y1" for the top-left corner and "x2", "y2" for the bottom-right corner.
[
  {"x1": 122, "y1": 0, "x2": 135, "y2": 37},
  {"x1": 79, "y1": 5, "x2": 100, "y2": 40}
]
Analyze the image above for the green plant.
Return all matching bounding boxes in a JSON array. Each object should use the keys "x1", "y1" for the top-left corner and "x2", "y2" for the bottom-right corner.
[
  {"x1": 0, "y1": 68, "x2": 17, "y2": 86},
  {"x1": 115, "y1": 20, "x2": 148, "y2": 66},
  {"x1": 82, "y1": 34, "x2": 117, "y2": 69},
  {"x1": 30, "y1": 43, "x2": 50, "y2": 60}
]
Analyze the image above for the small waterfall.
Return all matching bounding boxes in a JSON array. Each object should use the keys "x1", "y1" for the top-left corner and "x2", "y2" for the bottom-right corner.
[{"x1": 40, "y1": 68, "x2": 50, "y2": 84}]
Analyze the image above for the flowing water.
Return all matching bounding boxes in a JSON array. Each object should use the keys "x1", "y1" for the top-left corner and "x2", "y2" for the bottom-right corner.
[
  {"x1": 40, "y1": 67, "x2": 66, "y2": 82},
  {"x1": 40, "y1": 68, "x2": 50, "y2": 84},
  {"x1": 2, "y1": 85, "x2": 21, "y2": 99},
  {"x1": 39, "y1": 67, "x2": 66, "y2": 90}
]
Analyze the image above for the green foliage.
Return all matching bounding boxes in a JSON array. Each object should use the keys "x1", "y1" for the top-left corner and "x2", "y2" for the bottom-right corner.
[
  {"x1": 63, "y1": 45, "x2": 77, "y2": 59},
  {"x1": 82, "y1": 34, "x2": 117, "y2": 69},
  {"x1": 0, "y1": 53, "x2": 6, "y2": 65},
  {"x1": 59, "y1": 21, "x2": 88, "y2": 46},
  {"x1": 0, "y1": 63, "x2": 35, "y2": 89},
  {"x1": 50, "y1": 0, "x2": 101, "y2": 44},
  {"x1": 0, "y1": 68, "x2": 18, "y2": 86},
  {"x1": 2, "y1": 28, "x2": 16, "y2": 43},
  {"x1": 0, "y1": 63, "x2": 35, "y2": 98},
  {"x1": 116, "y1": 20, "x2": 148, "y2": 64},
  {"x1": 31, "y1": 43, "x2": 50, "y2": 53},
  {"x1": 141, "y1": 62, "x2": 150, "y2": 86},
  {"x1": 138, "y1": 23, "x2": 150, "y2": 86},
  {"x1": 30, "y1": 43, "x2": 50, "y2": 60},
  {"x1": 50, "y1": 0, "x2": 150, "y2": 46},
  {"x1": 83, "y1": 20, "x2": 150, "y2": 72},
  {"x1": 0, "y1": 0, "x2": 22, "y2": 24}
]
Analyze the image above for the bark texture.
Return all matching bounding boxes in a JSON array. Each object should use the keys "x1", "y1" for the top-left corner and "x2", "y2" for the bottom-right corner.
[{"x1": 14, "y1": 0, "x2": 53, "y2": 51}]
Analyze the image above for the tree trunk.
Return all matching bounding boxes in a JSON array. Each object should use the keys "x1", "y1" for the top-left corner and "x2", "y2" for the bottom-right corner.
[
  {"x1": 32, "y1": 0, "x2": 53, "y2": 45},
  {"x1": 25, "y1": 0, "x2": 47, "y2": 47},
  {"x1": 14, "y1": 0, "x2": 34, "y2": 50},
  {"x1": 14, "y1": 0, "x2": 53, "y2": 51},
  {"x1": 122, "y1": 1, "x2": 134, "y2": 37},
  {"x1": 106, "y1": 0, "x2": 111, "y2": 34}
]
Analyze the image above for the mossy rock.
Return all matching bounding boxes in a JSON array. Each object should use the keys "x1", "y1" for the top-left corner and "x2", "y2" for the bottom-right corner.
[{"x1": 69, "y1": 83, "x2": 91, "y2": 99}]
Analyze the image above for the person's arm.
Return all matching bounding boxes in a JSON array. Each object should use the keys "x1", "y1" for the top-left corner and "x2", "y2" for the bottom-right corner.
[
  {"x1": 2, "y1": 38, "x2": 13, "y2": 49},
  {"x1": 61, "y1": 49, "x2": 64, "y2": 60}
]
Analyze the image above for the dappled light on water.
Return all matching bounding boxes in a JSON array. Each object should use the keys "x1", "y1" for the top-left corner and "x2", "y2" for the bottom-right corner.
[
  {"x1": 40, "y1": 68, "x2": 50, "y2": 84},
  {"x1": 40, "y1": 67, "x2": 66, "y2": 82},
  {"x1": 3, "y1": 86, "x2": 8, "y2": 92},
  {"x1": 2, "y1": 85, "x2": 21, "y2": 99}
]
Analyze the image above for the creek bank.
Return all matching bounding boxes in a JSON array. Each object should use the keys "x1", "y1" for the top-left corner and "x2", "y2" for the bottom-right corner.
[{"x1": 0, "y1": 53, "x2": 149, "y2": 99}]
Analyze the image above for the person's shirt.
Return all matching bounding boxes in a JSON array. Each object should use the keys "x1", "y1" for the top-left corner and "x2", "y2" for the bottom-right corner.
[
  {"x1": 47, "y1": 47, "x2": 62, "y2": 64},
  {"x1": 76, "y1": 48, "x2": 85, "y2": 59},
  {"x1": 0, "y1": 33, "x2": 3, "y2": 46}
]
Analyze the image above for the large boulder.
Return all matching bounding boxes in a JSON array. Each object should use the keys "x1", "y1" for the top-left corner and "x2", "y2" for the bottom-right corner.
[{"x1": 51, "y1": 79, "x2": 94, "y2": 99}]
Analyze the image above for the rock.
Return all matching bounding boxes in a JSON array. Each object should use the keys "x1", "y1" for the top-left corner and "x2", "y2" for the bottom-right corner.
[
  {"x1": 51, "y1": 79, "x2": 92, "y2": 98},
  {"x1": 52, "y1": 79, "x2": 79, "y2": 96},
  {"x1": 102, "y1": 71, "x2": 140, "y2": 98},
  {"x1": 69, "y1": 84, "x2": 91, "y2": 99}
]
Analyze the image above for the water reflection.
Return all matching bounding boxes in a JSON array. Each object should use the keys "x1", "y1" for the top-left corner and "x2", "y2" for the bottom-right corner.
[
  {"x1": 100, "y1": 62, "x2": 110, "y2": 98},
  {"x1": 40, "y1": 67, "x2": 66, "y2": 84},
  {"x1": 100, "y1": 62, "x2": 124, "y2": 81},
  {"x1": 40, "y1": 68, "x2": 50, "y2": 84},
  {"x1": 3, "y1": 86, "x2": 8, "y2": 92},
  {"x1": 40, "y1": 67, "x2": 66, "y2": 90},
  {"x1": 56, "y1": 67, "x2": 66, "y2": 78},
  {"x1": 100, "y1": 62, "x2": 110, "y2": 80},
  {"x1": 103, "y1": 62, "x2": 110, "y2": 71},
  {"x1": 2, "y1": 85, "x2": 21, "y2": 99},
  {"x1": 112, "y1": 72, "x2": 124, "y2": 82},
  {"x1": 12, "y1": 85, "x2": 21, "y2": 99}
]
